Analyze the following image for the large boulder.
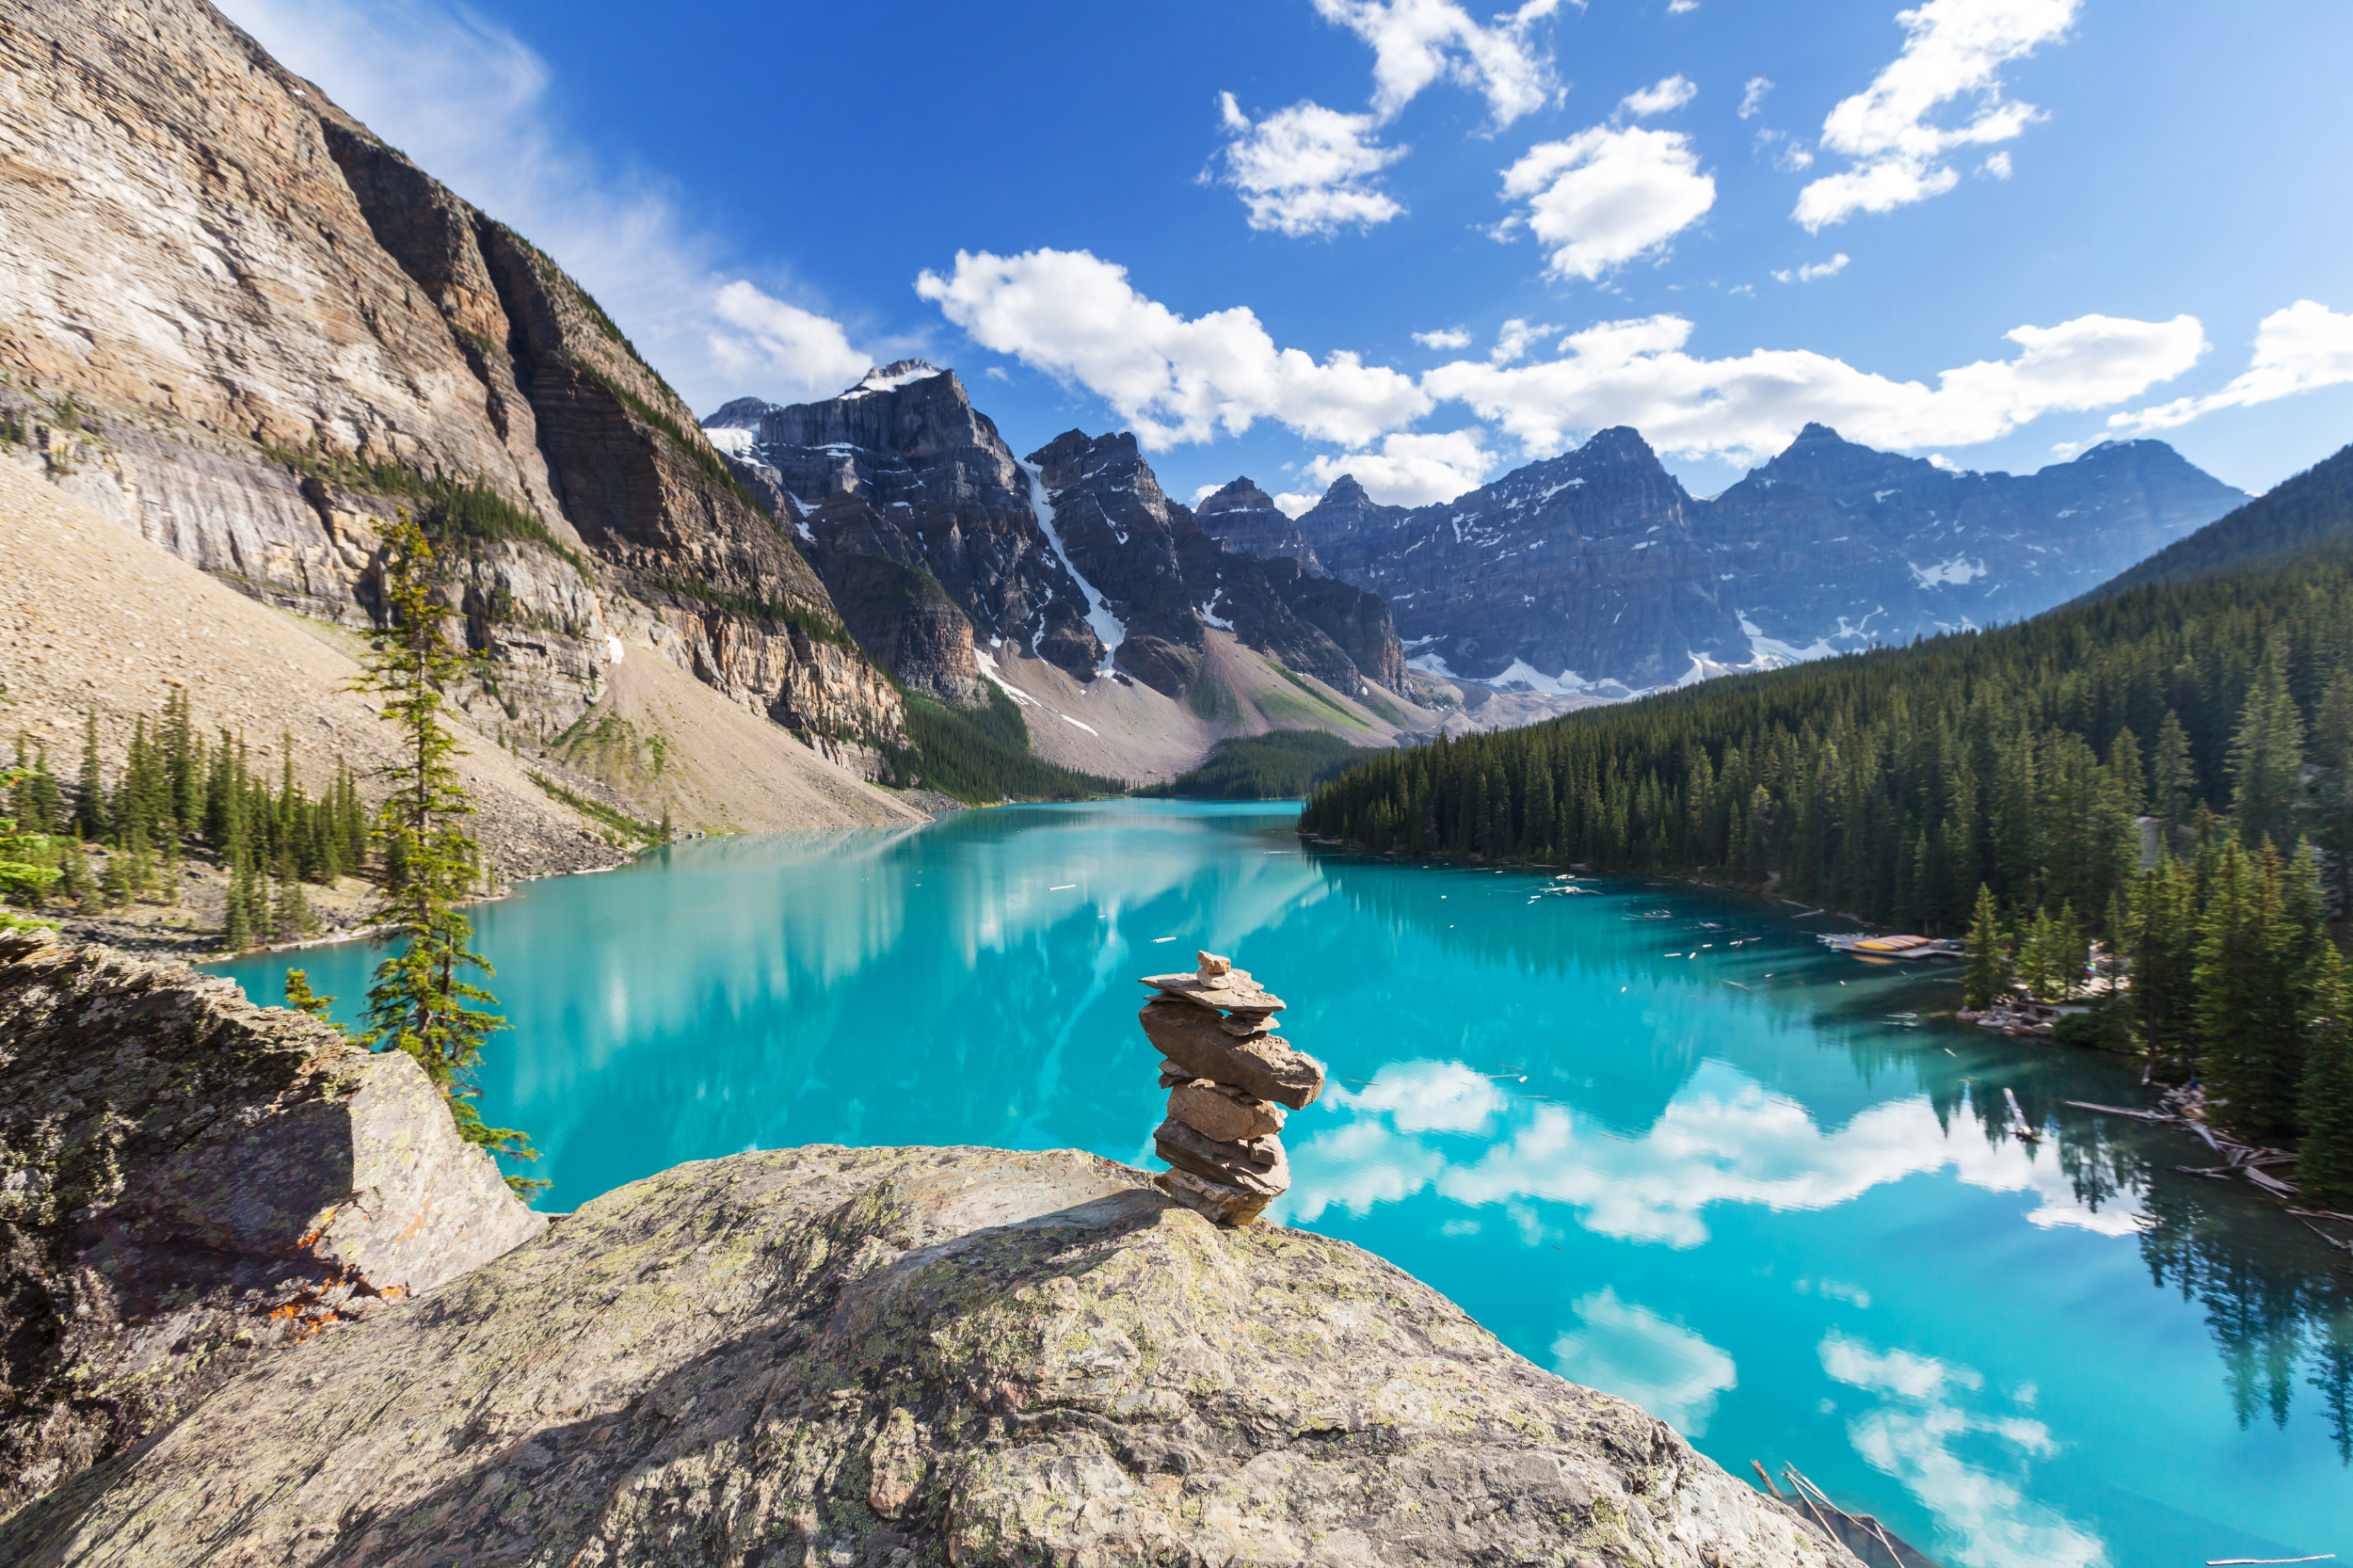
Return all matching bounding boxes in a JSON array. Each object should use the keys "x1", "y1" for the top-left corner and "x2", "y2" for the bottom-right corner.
[
  {"x1": 5, "y1": 1142, "x2": 1857, "y2": 1567},
  {"x1": 0, "y1": 931, "x2": 543, "y2": 1518}
]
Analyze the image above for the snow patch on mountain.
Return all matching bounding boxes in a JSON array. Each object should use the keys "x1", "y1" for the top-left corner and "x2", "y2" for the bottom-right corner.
[{"x1": 1017, "y1": 458, "x2": 1127, "y2": 673}]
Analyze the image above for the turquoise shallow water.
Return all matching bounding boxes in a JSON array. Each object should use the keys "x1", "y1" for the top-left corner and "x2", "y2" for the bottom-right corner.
[{"x1": 215, "y1": 799, "x2": 2353, "y2": 1567}]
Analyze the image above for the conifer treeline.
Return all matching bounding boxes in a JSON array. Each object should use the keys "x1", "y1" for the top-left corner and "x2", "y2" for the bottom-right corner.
[
  {"x1": 1302, "y1": 547, "x2": 2353, "y2": 927},
  {"x1": 8, "y1": 688, "x2": 367, "y2": 946}
]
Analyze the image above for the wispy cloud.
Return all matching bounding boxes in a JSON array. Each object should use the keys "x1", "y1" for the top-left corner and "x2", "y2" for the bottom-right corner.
[
  {"x1": 2107, "y1": 299, "x2": 2353, "y2": 434},
  {"x1": 1774, "y1": 254, "x2": 1852, "y2": 283},
  {"x1": 1796, "y1": 0, "x2": 2078, "y2": 230},
  {"x1": 216, "y1": 0, "x2": 879, "y2": 412},
  {"x1": 1738, "y1": 76, "x2": 1774, "y2": 119}
]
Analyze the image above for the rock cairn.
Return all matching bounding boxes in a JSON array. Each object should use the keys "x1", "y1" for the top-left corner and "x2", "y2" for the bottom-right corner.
[{"x1": 1139, "y1": 951, "x2": 1326, "y2": 1226}]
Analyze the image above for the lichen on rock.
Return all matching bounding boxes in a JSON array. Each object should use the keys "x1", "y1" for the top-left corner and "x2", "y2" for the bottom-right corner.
[{"x1": 3, "y1": 1141, "x2": 1858, "y2": 1567}]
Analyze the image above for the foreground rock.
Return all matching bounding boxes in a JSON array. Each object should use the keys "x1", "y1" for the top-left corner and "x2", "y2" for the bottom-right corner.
[
  {"x1": 3, "y1": 1143, "x2": 1856, "y2": 1567},
  {"x1": 0, "y1": 931, "x2": 543, "y2": 1521}
]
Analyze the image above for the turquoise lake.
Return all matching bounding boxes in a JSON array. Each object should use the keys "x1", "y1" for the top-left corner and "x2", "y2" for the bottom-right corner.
[{"x1": 215, "y1": 798, "x2": 2353, "y2": 1568}]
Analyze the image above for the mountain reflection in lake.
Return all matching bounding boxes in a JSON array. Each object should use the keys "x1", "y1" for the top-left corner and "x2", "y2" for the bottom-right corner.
[{"x1": 214, "y1": 800, "x2": 2353, "y2": 1567}]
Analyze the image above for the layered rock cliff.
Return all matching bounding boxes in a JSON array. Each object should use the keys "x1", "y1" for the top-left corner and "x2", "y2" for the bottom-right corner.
[
  {"x1": 1216, "y1": 424, "x2": 2246, "y2": 691},
  {"x1": 5, "y1": 1138, "x2": 1861, "y2": 1568},
  {"x1": 0, "y1": 0, "x2": 904, "y2": 771},
  {"x1": 0, "y1": 930, "x2": 543, "y2": 1518},
  {"x1": 709, "y1": 373, "x2": 1408, "y2": 708}
]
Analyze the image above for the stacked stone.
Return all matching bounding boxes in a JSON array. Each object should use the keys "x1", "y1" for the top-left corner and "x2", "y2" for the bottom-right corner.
[{"x1": 1139, "y1": 952, "x2": 1327, "y2": 1226}]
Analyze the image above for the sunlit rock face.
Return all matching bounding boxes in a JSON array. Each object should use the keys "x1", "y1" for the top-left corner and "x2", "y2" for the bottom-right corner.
[
  {"x1": 1243, "y1": 425, "x2": 2245, "y2": 692},
  {"x1": 6, "y1": 1144, "x2": 1861, "y2": 1568},
  {"x1": 0, "y1": 0, "x2": 907, "y2": 769}
]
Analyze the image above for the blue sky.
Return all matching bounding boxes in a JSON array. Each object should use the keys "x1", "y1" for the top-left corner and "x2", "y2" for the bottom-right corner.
[{"x1": 225, "y1": 0, "x2": 2353, "y2": 509}]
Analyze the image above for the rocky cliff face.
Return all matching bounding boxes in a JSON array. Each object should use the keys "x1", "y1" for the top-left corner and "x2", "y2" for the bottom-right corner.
[
  {"x1": 6, "y1": 1142, "x2": 1860, "y2": 1568},
  {"x1": 1231, "y1": 424, "x2": 2246, "y2": 690},
  {"x1": 1195, "y1": 476, "x2": 1325, "y2": 574},
  {"x1": 0, "y1": 930, "x2": 543, "y2": 1518},
  {"x1": 0, "y1": 0, "x2": 904, "y2": 771},
  {"x1": 708, "y1": 375, "x2": 1408, "y2": 705},
  {"x1": 1033, "y1": 437, "x2": 1408, "y2": 699},
  {"x1": 707, "y1": 362, "x2": 1109, "y2": 696}
]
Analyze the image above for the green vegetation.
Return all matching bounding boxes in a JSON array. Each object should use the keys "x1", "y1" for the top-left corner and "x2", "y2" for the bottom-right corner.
[
  {"x1": 883, "y1": 685, "x2": 1125, "y2": 805},
  {"x1": 7, "y1": 693, "x2": 367, "y2": 946},
  {"x1": 527, "y1": 770, "x2": 662, "y2": 843},
  {"x1": 1144, "y1": 731, "x2": 1368, "y2": 800},
  {"x1": 2086, "y1": 443, "x2": 2353, "y2": 602},
  {"x1": 1303, "y1": 523, "x2": 2353, "y2": 1180},
  {"x1": 356, "y1": 513, "x2": 541, "y2": 1193},
  {"x1": 259, "y1": 441, "x2": 590, "y2": 578}
]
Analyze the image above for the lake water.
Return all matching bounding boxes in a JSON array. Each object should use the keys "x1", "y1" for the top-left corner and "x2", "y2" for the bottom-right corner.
[{"x1": 215, "y1": 799, "x2": 2353, "y2": 1568}]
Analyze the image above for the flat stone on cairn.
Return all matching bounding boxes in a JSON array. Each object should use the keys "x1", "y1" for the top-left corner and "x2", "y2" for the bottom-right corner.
[{"x1": 1140, "y1": 951, "x2": 1324, "y2": 1226}]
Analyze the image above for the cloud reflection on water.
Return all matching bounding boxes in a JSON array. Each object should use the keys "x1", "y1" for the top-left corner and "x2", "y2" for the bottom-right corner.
[
  {"x1": 1551, "y1": 1288, "x2": 1738, "y2": 1436},
  {"x1": 1285, "y1": 1058, "x2": 2147, "y2": 1244},
  {"x1": 1822, "y1": 1332, "x2": 2105, "y2": 1568}
]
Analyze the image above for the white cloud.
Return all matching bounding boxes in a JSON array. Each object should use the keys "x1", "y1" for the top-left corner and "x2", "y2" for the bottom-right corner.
[
  {"x1": 1983, "y1": 150, "x2": 2014, "y2": 178},
  {"x1": 1823, "y1": 1332, "x2": 2106, "y2": 1568},
  {"x1": 984, "y1": 365, "x2": 1011, "y2": 382},
  {"x1": 1773, "y1": 253, "x2": 1851, "y2": 283},
  {"x1": 1414, "y1": 326, "x2": 1475, "y2": 350},
  {"x1": 1214, "y1": 94, "x2": 1406, "y2": 237},
  {"x1": 216, "y1": 0, "x2": 874, "y2": 411},
  {"x1": 1499, "y1": 125, "x2": 1717, "y2": 280},
  {"x1": 1552, "y1": 1288, "x2": 1737, "y2": 1435},
  {"x1": 2108, "y1": 299, "x2": 2353, "y2": 434},
  {"x1": 1668, "y1": 0, "x2": 1700, "y2": 11},
  {"x1": 1311, "y1": 0, "x2": 1571, "y2": 126},
  {"x1": 1423, "y1": 310, "x2": 2205, "y2": 462},
  {"x1": 1739, "y1": 76, "x2": 1774, "y2": 118},
  {"x1": 1490, "y1": 317, "x2": 1561, "y2": 364},
  {"x1": 914, "y1": 247, "x2": 1431, "y2": 448},
  {"x1": 1796, "y1": 0, "x2": 2079, "y2": 230},
  {"x1": 706, "y1": 281, "x2": 870, "y2": 397},
  {"x1": 1755, "y1": 126, "x2": 1817, "y2": 171},
  {"x1": 1621, "y1": 74, "x2": 1699, "y2": 118},
  {"x1": 1298, "y1": 428, "x2": 1497, "y2": 506}
]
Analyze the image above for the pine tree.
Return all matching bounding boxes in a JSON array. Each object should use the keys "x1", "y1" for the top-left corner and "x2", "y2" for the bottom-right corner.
[
  {"x1": 2301, "y1": 946, "x2": 2353, "y2": 1209},
  {"x1": 2128, "y1": 856, "x2": 2201, "y2": 1065},
  {"x1": 659, "y1": 803, "x2": 672, "y2": 845},
  {"x1": 2152, "y1": 710, "x2": 2197, "y2": 843},
  {"x1": 2230, "y1": 645, "x2": 2306, "y2": 854},
  {"x1": 73, "y1": 709, "x2": 108, "y2": 840},
  {"x1": 1963, "y1": 884, "x2": 2009, "y2": 1009},
  {"x1": 356, "y1": 513, "x2": 542, "y2": 1195},
  {"x1": 283, "y1": 968, "x2": 338, "y2": 1023},
  {"x1": 58, "y1": 837, "x2": 93, "y2": 910},
  {"x1": 2311, "y1": 669, "x2": 2353, "y2": 910},
  {"x1": 2197, "y1": 842, "x2": 2313, "y2": 1143}
]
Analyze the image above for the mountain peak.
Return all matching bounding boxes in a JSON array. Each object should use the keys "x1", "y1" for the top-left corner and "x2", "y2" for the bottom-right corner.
[
  {"x1": 1318, "y1": 473, "x2": 1373, "y2": 508},
  {"x1": 1198, "y1": 476, "x2": 1278, "y2": 516},
  {"x1": 843, "y1": 360, "x2": 947, "y2": 399}
]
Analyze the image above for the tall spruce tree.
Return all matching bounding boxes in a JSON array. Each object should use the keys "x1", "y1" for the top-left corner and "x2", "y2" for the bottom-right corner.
[
  {"x1": 2300, "y1": 945, "x2": 2353, "y2": 1210},
  {"x1": 2311, "y1": 669, "x2": 2353, "y2": 910},
  {"x1": 1963, "y1": 883, "x2": 2009, "y2": 1009},
  {"x1": 355, "y1": 513, "x2": 542, "y2": 1193},
  {"x1": 2230, "y1": 646, "x2": 2307, "y2": 854},
  {"x1": 2152, "y1": 710, "x2": 2197, "y2": 843},
  {"x1": 2196, "y1": 841, "x2": 2314, "y2": 1143}
]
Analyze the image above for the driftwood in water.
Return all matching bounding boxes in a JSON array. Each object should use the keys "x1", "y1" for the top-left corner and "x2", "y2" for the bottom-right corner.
[
  {"x1": 1763, "y1": 1464, "x2": 1945, "y2": 1568},
  {"x1": 2002, "y1": 1087, "x2": 2041, "y2": 1143},
  {"x1": 2061, "y1": 1099, "x2": 2172, "y2": 1122}
]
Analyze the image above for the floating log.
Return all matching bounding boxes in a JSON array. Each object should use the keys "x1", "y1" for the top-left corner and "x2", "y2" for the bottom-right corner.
[
  {"x1": 2204, "y1": 1556, "x2": 2335, "y2": 1564},
  {"x1": 2060, "y1": 1099, "x2": 2172, "y2": 1122},
  {"x1": 2003, "y1": 1087, "x2": 2041, "y2": 1144},
  {"x1": 2246, "y1": 1167, "x2": 2300, "y2": 1198}
]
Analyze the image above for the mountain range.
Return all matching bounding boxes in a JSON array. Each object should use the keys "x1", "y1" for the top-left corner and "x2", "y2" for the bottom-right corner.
[{"x1": 1203, "y1": 423, "x2": 2248, "y2": 696}]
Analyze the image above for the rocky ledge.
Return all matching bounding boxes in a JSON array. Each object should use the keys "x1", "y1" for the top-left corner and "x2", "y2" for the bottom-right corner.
[
  {"x1": 5, "y1": 1135, "x2": 1857, "y2": 1567},
  {"x1": 0, "y1": 930, "x2": 542, "y2": 1521}
]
